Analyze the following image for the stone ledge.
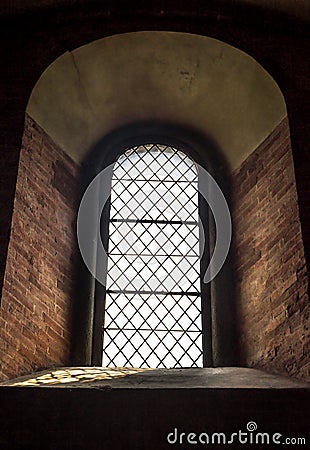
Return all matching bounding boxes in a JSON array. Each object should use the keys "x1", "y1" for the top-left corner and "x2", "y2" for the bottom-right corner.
[{"x1": 1, "y1": 366, "x2": 309, "y2": 389}]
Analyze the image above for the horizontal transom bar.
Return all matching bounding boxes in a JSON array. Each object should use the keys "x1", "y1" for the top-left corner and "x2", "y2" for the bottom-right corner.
[
  {"x1": 106, "y1": 289, "x2": 200, "y2": 296},
  {"x1": 110, "y1": 218, "x2": 198, "y2": 225}
]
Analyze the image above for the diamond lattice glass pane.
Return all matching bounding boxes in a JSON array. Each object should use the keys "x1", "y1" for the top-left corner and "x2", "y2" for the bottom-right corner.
[
  {"x1": 110, "y1": 180, "x2": 198, "y2": 222},
  {"x1": 104, "y1": 293, "x2": 202, "y2": 332},
  {"x1": 102, "y1": 144, "x2": 205, "y2": 368},
  {"x1": 106, "y1": 254, "x2": 200, "y2": 292},
  {"x1": 102, "y1": 328, "x2": 203, "y2": 368},
  {"x1": 109, "y1": 222, "x2": 199, "y2": 256}
]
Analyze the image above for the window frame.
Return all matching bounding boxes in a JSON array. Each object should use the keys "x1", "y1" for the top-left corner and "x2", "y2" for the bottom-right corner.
[
  {"x1": 74, "y1": 122, "x2": 237, "y2": 369},
  {"x1": 99, "y1": 143, "x2": 211, "y2": 368}
]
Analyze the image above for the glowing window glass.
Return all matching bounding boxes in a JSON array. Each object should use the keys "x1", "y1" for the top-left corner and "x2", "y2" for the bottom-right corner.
[{"x1": 102, "y1": 144, "x2": 203, "y2": 368}]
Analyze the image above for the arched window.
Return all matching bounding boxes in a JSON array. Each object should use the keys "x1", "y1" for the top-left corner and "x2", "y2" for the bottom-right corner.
[
  {"x1": 83, "y1": 135, "x2": 216, "y2": 368},
  {"x1": 86, "y1": 125, "x2": 234, "y2": 369},
  {"x1": 101, "y1": 144, "x2": 207, "y2": 368}
]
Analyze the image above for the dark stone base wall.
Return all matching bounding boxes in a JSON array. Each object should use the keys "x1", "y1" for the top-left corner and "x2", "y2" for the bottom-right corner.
[{"x1": 0, "y1": 387, "x2": 309, "y2": 450}]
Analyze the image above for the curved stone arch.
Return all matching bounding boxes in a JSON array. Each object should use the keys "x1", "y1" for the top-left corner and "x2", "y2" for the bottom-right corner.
[
  {"x1": 26, "y1": 31, "x2": 286, "y2": 170},
  {"x1": 24, "y1": 31, "x2": 290, "y2": 367},
  {"x1": 7, "y1": 30, "x2": 306, "y2": 375}
]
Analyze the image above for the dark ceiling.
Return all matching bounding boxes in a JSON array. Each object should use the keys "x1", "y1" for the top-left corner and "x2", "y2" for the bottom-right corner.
[{"x1": 0, "y1": 0, "x2": 309, "y2": 22}]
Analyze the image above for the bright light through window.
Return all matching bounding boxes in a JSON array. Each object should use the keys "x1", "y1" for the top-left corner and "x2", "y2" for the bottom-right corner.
[{"x1": 102, "y1": 144, "x2": 203, "y2": 368}]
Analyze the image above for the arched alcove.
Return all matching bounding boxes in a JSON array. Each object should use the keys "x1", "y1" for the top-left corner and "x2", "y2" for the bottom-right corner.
[{"x1": 1, "y1": 32, "x2": 308, "y2": 382}]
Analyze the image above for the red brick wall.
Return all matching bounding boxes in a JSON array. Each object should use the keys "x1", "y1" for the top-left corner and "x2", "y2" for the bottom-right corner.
[
  {"x1": 1, "y1": 113, "x2": 309, "y2": 382},
  {"x1": 232, "y1": 117, "x2": 309, "y2": 381},
  {"x1": 0, "y1": 115, "x2": 79, "y2": 380}
]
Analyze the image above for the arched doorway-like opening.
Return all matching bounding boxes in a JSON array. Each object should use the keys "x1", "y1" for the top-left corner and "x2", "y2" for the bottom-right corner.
[{"x1": 1, "y1": 31, "x2": 308, "y2": 383}]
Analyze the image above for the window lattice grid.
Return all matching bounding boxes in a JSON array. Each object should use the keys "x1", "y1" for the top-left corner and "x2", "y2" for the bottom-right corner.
[
  {"x1": 109, "y1": 179, "x2": 198, "y2": 223},
  {"x1": 103, "y1": 328, "x2": 203, "y2": 369},
  {"x1": 102, "y1": 144, "x2": 203, "y2": 368},
  {"x1": 102, "y1": 293, "x2": 203, "y2": 368},
  {"x1": 104, "y1": 293, "x2": 202, "y2": 333}
]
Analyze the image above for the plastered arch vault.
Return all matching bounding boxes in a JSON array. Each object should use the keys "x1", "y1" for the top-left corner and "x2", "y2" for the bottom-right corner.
[{"x1": 26, "y1": 31, "x2": 286, "y2": 169}]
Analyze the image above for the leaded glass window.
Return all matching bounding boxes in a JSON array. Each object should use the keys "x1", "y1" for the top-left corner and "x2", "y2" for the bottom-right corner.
[{"x1": 102, "y1": 144, "x2": 205, "y2": 368}]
